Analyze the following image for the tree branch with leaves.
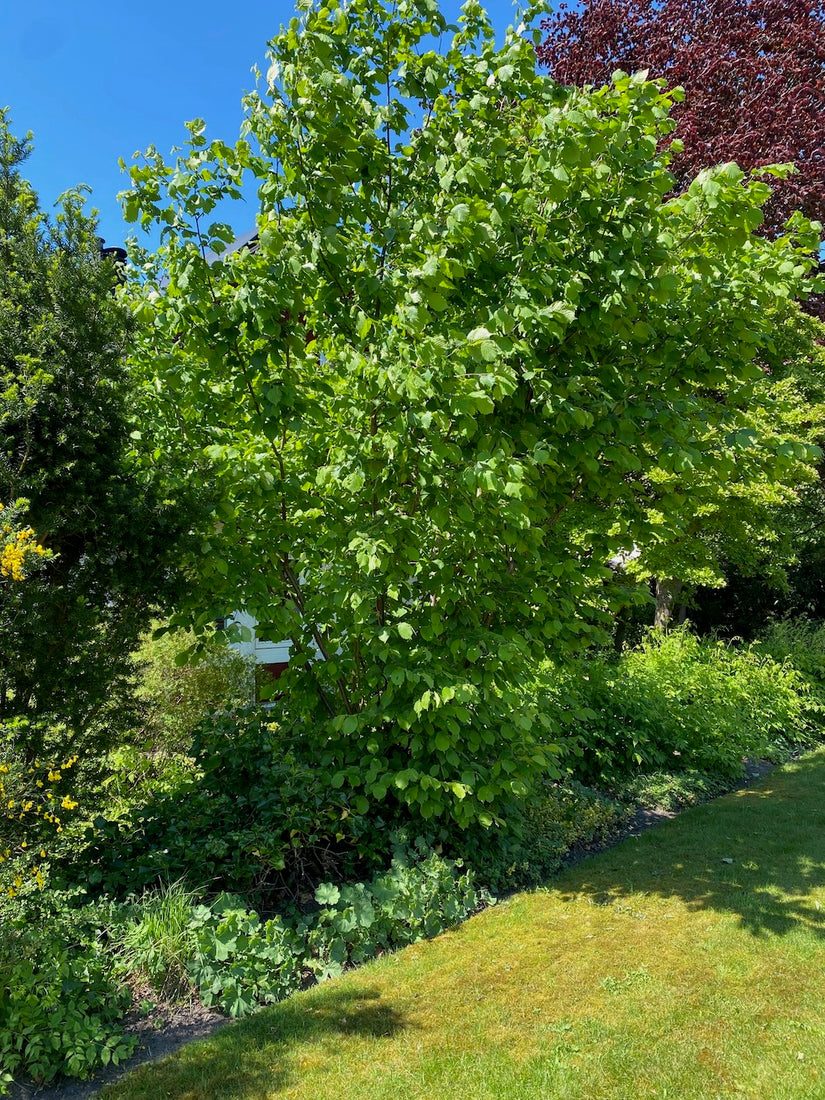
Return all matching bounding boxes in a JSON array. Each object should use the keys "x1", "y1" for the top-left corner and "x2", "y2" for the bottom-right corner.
[{"x1": 124, "y1": 0, "x2": 822, "y2": 826}]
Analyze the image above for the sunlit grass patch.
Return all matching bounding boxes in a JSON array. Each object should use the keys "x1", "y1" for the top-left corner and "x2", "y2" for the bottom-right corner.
[{"x1": 102, "y1": 749, "x2": 825, "y2": 1100}]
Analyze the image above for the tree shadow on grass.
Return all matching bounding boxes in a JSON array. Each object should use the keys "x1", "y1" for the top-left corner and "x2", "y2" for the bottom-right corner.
[
  {"x1": 100, "y1": 984, "x2": 409, "y2": 1100},
  {"x1": 553, "y1": 750, "x2": 825, "y2": 939}
]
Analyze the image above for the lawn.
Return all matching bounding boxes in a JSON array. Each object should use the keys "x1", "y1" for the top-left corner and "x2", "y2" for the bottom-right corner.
[{"x1": 101, "y1": 750, "x2": 825, "y2": 1100}]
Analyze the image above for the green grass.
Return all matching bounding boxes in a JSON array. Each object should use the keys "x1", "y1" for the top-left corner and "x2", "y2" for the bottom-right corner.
[
  {"x1": 111, "y1": 879, "x2": 200, "y2": 1000},
  {"x1": 101, "y1": 750, "x2": 825, "y2": 1099}
]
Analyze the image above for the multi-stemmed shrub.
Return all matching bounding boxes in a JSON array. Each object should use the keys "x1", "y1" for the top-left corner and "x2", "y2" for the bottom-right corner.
[{"x1": 70, "y1": 708, "x2": 395, "y2": 907}]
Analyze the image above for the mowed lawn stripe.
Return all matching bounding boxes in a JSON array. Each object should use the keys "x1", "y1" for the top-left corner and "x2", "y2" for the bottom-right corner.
[{"x1": 102, "y1": 750, "x2": 825, "y2": 1100}]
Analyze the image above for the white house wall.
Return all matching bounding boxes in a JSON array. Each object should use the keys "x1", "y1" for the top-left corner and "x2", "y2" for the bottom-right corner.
[{"x1": 227, "y1": 610, "x2": 292, "y2": 666}]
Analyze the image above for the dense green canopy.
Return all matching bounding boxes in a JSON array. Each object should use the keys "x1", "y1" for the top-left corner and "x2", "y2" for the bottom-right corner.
[{"x1": 123, "y1": 0, "x2": 822, "y2": 824}]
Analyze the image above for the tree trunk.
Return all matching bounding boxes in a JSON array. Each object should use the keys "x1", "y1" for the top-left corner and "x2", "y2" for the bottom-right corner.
[{"x1": 654, "y1": 577, "x2": 683, "y2": 631}]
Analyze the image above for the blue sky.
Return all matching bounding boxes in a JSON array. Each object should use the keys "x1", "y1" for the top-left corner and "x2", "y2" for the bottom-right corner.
[{"x1": 0, "y1": 0, "x2": 539, "y2": 249}]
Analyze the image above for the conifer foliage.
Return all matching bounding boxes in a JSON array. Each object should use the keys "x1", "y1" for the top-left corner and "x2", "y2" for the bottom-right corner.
[{"x1": 0, "y1": 112, "x2": 187, "y2": 751}]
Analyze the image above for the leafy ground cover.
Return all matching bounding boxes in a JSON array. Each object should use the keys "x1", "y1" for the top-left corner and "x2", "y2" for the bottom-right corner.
[
  {"x1": 5, "y1": 625, "x2": 821, "y2": 1095},
  {"x1": 99, "y1": 749, "x2": 825, "y2": 1100}
]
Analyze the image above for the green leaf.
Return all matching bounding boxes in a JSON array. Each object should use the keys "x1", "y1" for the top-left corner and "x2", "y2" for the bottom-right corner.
[
  {"x1": 315, "y1": 883, "x2": 341, "y2": 906},
  {"x1": 467, "y1": 326, "x2": 492, "y2": 342},
  {"x1": 116, "y1": 0, "x2": 824, "y2": 837},
  {"x1": 425, "y1": 290, "x2": 449, "y2": 312}
]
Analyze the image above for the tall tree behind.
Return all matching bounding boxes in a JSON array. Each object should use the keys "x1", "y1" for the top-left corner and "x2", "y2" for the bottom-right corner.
[
  {"x1": 537, "y1": 0, "x2": 825, "y2": 316},
  {"x1": 0, "y1": 112, "x2": 189, "y2": 754}
]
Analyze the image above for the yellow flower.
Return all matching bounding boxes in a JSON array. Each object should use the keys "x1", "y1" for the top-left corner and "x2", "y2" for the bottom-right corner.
[{"x1": 0, "y1": 509, "x2": 49, "y2": 581}]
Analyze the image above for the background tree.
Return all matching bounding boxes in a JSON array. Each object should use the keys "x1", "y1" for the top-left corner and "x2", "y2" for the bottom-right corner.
[
  {"x1": 539, "y1": 1, "x2": 825, "y2": 624},
  {"x1": 687, "y1": 306, "x2": 825, "y2": 635},
  {"x1": 537, "y1": 0, "x2": 825, "y2": 317},
  {"x1": 620, "y1": 298, "x2": 825, "y2": 628},
  {"x1": 124, "y1": 0, "x2": 820, "y2": 827},
  {"x1": 0, "y1": 112, "x2": 191, "y2": 756}
]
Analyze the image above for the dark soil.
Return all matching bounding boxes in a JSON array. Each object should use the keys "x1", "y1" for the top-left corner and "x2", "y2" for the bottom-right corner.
[
  {"x1": 8, "y1": 999, "x2": 229, "y2": 1100},
  {"x1": 8, "y1": 756, "x2": 781, "y2": 1099}
]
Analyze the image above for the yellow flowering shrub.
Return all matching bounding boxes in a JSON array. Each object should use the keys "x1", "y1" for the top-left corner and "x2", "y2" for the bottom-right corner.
[
  {"x1": 0, "y1": 504, "x2": 60, "y2": 898},
  {"x1": 0, "y1": 500, "x2": 50, "y2": 583},
  {"x1": 0, "y1": 733, "x2": 78, "y2": 897}
]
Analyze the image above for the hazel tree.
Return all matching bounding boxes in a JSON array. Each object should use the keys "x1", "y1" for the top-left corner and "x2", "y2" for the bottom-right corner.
[{"x1": 123, "y1": 0, "x2": 821, "y2": 826}]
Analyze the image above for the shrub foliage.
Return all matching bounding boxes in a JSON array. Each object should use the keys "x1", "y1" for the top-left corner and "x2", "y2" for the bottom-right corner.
[
  {"x1": 124, "y1": 0, "x2": 820, "y2": 828},
  {"x1": 535, "y1": 629, "x2": 817, "y2": 786}
]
